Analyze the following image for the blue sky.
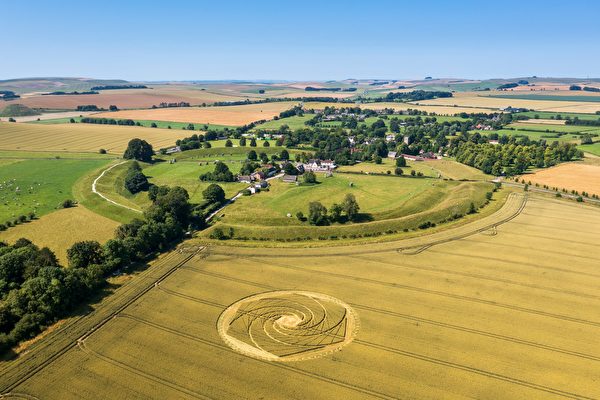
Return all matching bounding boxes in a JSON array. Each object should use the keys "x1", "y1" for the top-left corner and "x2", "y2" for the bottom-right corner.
[{"x1": 3, "y1": 0, "x2": 599, "y2": 81}]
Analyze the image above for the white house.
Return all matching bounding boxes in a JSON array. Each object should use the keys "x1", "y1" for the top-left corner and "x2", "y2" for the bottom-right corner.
[{"x1": 303, "y1": 159, "x2": 336, "y2": 172}]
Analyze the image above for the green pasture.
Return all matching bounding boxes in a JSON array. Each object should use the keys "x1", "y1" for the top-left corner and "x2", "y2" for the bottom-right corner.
[{"x1": 0, "y1": 158, "x2": 110, "y2": 222}]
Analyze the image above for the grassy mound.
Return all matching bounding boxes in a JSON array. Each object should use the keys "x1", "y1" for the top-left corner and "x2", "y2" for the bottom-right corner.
[{"x1": 0, "y1": 103, "x2": 40, "y2": 117}]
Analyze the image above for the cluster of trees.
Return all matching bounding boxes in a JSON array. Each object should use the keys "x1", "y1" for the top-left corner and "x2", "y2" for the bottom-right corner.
[
  {"x1": 199, "y1": 161, "x2": 235, "y2": 182},
  {"x1": 123, "y1": 138, "x2": 154, "y2": 162},
  {"x1": 76, "y1": 105, "x2": 101, "y2": 111},
  {"x1": 278, "y1": 105, "x2": 304, "y2": 119},
  {"x1": 569, "y1": 85, "x2": 600, "y2": 92},
  {"x1": 80, "y1": 117, "x2": 136, "y2": 126},
  {"x1": 304, "y1": 87, "x2": 356, "y2": 92},
  {"x1": 153, "y1": 102, "x2": 190, "y2": 108},
  {"x1": 301, "y1": 194, "x2": 360, "y2": 225},
  {"x1": 0, "y1": 212, "x2": 36, "y2": 232},
  {"x1": 450, "y1": 134, "x2": 582, "y2": 175},
  {"x1": 365, "y1": 90, "x2": 452, "y2": 103},
  {"x1": 0, "y1": 91, "x2": 20, "y2": 100},
  {"x1": 173, "y1": 132, "x2": 221, "y2": 151},
  {"x1": 565, "y1": 117, "x2": 600, "y2": 127},
  {"x1": 0, "y1": 183, "x2": 202, "y2": 353},
  {"x1": 90, "y1": 84, "x2": 147, "y2": 90},
  {"x1": 497, "y1": 83, "x2": 520, "y2": 90},
  {"x1": 124, "y1": 162, "x2": 149, "y2": 194},
  {"x1": 42, "y1": 91, "x2": 98, "y2": 96}
]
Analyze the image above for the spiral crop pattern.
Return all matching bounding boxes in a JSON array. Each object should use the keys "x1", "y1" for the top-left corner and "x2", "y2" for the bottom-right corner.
[{"x1": 217, "y1": 291, "x2": 359, "y2": 362}]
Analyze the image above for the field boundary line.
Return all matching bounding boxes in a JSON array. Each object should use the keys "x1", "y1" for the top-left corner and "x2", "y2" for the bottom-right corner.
[
  {"x1": 171, "y1": 267, "x2": 600, "y2": 363},
  {"x1": 116, "y1": 314, "x2": 396, "y2": 400},
  {"x1": 357, "y1": 339, "x2": 595, "y2": 400},
  {"x1": 77, "y1": 340, "x2": 214, "y2": 399},
  {"x1": 231, "y1": 255, "x2": 600, "y2": 329},
  {"x1": 0, "y1": 248, "x2": 202, "y2": 394},
  {"x1": 348, "y1": 255, "x2": 600, "y2": 301},
  {"x1": 91, "y1": 160, "x2": 142, "y2": 213}
]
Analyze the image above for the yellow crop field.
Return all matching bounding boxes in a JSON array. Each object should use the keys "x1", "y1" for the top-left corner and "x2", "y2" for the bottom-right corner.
[
  {"x1": 302, "y1": 101, "x2": 497, "y2": 115},
  {"x1": 94, "y1": 101, "x2": 301, "y2": 126},
  {"x1": 2, "y1": 193, "x2": 600, "y2": 399},
  {"x1": 523, "y1": 162, "x2": 600, "y2": 195},
  {"x1": 0, "y1": 122, "x2": 188, "y2": 153},
  {"x1": 417, "y1": 91, "x2": 600, "y2": 113},
  {"x1": 0, "y1": 205, "x2": 119, "y2": 263}
]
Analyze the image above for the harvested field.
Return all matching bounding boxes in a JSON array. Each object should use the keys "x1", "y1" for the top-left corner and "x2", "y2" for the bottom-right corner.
[
  {"x1": 2, "y1": 85, "x2": 253, "y2": 110},
  {"x1": 418, "y1": 92, "x2": 600, "y2": 113},
  {"x1": 94, "y1": 102, "x2": 301, "y2": 126},
  {"x1": 0, "y1": 205, "x2": 119, "y2": 264},
  {"x1": 0, "y1": 121, "x2": 188, "y2": 153},
  {"x1": 522, "y1": 162, "x2": 600, "y2": 195},
  {"x1": 3, "y1": 193, "x2": 600, "y2": 399},
  {"x1": 0, "y1": 110, "x2": 95, "y2": 123}
]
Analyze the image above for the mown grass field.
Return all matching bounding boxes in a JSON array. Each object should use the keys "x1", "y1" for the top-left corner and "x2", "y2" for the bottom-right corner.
[
  {"x1": 144, "y1": 161, "x2": 248, "y2": 202},
  {"x1": 509, "y1": 122, "x2": 600, "y2": 134},
  {"x1": 0, "y1": 158, "x2": 111, "y2": 223},
  {"x1": 0, "y1": 205, "x2": 119, "y2": 264},
  {"x1": 475, "y1": 128, "x2": 585, "y2": 144},
  {"x1": 0, "y1": 122, "x2": 188, "y2": 153},
  {"x1": 4, "y1": 193, "x2": 600, "y2": 399},
  {"x1": 519, "y1": 111, "x2": 600, "y2": 120},
  {"x1": 579, "y1": 142, "x2": 600, "y2": 156},
  {"x1": 337, "y1": 159, "x2": 437, "y2": 176}
]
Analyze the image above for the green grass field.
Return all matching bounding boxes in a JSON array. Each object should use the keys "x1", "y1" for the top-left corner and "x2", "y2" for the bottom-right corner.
[
  {"x1": 159, "y1": 144, "x2": 292, "y2": 162},
  {"x1": 579, "y1": 142, "x2": 600, "y2": 156},
  {"x1": 337, "y1": 158, "x2": 438, "y2": 177},
  {"x1": 253, "y1": 115, "x2": 314, "y2": 130},
  {"x1": 144, "y1": 161, "x2": 248, "y2": 201},
  {"x1": 473, "y1": 129, "x2": 584, "y2": 144},
  {"x1": 508, "y1": 122, "x2": 600, "y2": 134},
  {"x1": 519, "y1": 111, "x2": 600, "y2": 120},
  {"x1": 0, "y1": 158, "x2": 111, "y2": 223},
  {"x1": 205, "y1": 173, "x2": 493, "y2": 241}
]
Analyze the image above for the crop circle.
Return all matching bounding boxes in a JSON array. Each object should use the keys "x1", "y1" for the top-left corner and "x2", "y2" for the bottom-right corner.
[{"x1": 217, "y1": 291, "x2": 359, "y2": 362}]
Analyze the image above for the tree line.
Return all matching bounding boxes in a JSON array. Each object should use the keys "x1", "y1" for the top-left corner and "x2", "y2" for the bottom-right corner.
[{"x1": 90, "y1": 84, "x2": 148, "y2": 90}]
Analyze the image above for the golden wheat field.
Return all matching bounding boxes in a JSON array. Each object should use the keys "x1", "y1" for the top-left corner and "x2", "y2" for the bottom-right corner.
[
  {"x1": 417, "y1": 92, "x2": 600, "y2": 113},
  {"x1": 0, "y1": 122, "x2": 188, "y2": 153},
  {"x1": 523, "y1": 162, "x2": 600, "y2": 195},
  {"x1": 94, "y1": 101, "x2": 301, "y2": 126},
  {"x1": 2, "y1": 193, "x2": 600, "y2": 399}
]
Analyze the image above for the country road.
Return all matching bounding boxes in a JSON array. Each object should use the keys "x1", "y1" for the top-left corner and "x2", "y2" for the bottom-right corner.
[{"x1": 92, "y1": 161, "x2": 142, "y2": 213}]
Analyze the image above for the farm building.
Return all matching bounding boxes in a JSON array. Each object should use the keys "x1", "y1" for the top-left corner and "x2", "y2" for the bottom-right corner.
[
  {"x1": 165, "y1": 146, "x2": 181, "y2": 154},
  {"x1": 281, "y1": 175, "x2": 298, "y2": 183},
  {"x1": 238, "y1": 175, "x2": 252, "y2": 183},
  {"x1": 387, "y1": 151, "x2": 398, "y2": 159}
]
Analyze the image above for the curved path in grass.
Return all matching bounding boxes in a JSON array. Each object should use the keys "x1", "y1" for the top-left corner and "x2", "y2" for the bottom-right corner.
[{"x1": 92, "y1": 161, "x2": 142, "y2": 213}]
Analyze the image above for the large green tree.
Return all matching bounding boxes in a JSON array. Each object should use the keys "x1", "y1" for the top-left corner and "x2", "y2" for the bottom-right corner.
[{"x1": 123, "y1": 138, "x2": 154, "y2": 162}]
